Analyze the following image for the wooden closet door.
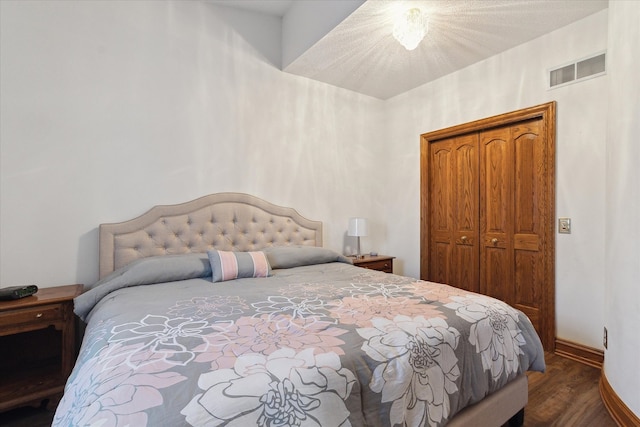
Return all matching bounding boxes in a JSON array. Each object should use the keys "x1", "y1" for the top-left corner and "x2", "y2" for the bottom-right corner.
[
  {"x1": 480, "y1": 119, "x2": 547, "y2": 341},
  {"x1": 421, "y1": 102, "x2": 556, "y2": 350},
  {"x1": 479, "y1": 128, "x2": 513, "y2": 303},
  {"x1": 429, "y1": 134, "x2": 480, "y2": 292}
]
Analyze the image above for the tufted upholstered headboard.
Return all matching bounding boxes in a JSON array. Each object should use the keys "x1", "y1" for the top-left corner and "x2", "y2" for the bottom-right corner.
[{"x1": 99, "y1": 193, "x2": 323, "y2": 279}]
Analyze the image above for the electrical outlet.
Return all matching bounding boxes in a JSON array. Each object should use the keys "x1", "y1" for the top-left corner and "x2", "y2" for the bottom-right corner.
[
  {"x1": 603, "y1": 327, "x2": 608, "y2": 349},
  {"x1": 558, "y1": 217, "x2": 571, "y2": 234}
]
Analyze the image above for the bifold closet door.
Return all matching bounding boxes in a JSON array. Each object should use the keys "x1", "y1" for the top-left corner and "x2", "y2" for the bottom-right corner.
[
  {"x1": 428, "y1": 134, "x2": 480, "y2": 293},
  {"x1": 480, "y1": 119, "x2": 547, "y2": 338},
  {"x1": 422, "y1": 102, "x2": 555, "y2": 350}
]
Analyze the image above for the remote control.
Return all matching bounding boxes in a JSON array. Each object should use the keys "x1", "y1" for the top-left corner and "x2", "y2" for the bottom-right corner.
[{"x1": 0, "y1": 285, "x2": 39, "y2": 300}]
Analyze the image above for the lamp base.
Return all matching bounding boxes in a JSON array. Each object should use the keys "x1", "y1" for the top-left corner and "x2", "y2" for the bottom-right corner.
[{"x1": 354, "y1": 237, "x2": 363, "y2": 260}]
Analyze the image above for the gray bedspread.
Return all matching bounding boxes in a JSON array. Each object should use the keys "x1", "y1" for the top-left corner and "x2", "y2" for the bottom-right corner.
[{"x1": 54, "y1": 249, "x2": 544, "y2": 427}]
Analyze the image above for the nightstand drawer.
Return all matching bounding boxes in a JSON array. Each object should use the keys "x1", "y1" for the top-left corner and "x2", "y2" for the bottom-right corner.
[
  {"x1": 351, "y1": 255, "x2": 395, "y2": 273},
  {"x1": 0, "y1": 304, "x2": 63, "y2": 329},
  {"x1": 360, "y1": 259, "x2": 393, "y2": 273}
]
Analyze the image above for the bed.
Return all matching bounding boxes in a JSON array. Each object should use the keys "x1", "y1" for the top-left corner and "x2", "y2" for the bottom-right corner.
[{"x1": 53, "y1": 192, "x2": 545, "y2": 427}]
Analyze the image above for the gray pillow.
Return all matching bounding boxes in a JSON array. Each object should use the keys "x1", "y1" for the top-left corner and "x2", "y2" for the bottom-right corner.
[
  {"x1": 75, "y1": 253, "x2": 211, "y2": 321},
  {"x1": 263, "y1": 246, "x2": 352, "y2": 269}
]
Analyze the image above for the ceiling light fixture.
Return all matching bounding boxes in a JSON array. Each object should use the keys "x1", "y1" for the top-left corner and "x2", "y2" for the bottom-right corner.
[{"x1": 392, "y1": 8, "x2": 428, "y2": 51}]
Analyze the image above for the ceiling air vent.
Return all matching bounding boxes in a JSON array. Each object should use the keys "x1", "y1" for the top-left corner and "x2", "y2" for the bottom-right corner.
[{"x1": 549, "y1": 52, "x2": 606, "y2": 89}]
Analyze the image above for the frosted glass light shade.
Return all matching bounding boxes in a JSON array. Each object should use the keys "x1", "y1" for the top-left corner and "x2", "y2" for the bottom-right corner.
[
  {"x1": 348, "y1": 217, "x2": 368, "y2": 237},
  {"x1": 393, "y1": 8, "x2": 428, "y2": 51}
]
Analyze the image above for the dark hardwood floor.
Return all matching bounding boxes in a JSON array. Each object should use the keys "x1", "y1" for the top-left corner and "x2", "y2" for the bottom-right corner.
[
  {"x1": 524, "y1": 352, "x2": 616, "y2": 427},
  {"x1": 0, "y1": 352, "x2": 616, "y2": 427}
]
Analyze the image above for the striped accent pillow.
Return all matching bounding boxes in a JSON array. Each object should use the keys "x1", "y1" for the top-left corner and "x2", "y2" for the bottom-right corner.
[{"x1": 208, "y1": 250, "x2": 271, "y2": 283}]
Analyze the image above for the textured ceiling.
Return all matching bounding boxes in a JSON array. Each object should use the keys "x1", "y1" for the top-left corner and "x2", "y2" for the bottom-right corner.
[{"x1": 213, "y1": 0, "x2": 608, "y2": 99}]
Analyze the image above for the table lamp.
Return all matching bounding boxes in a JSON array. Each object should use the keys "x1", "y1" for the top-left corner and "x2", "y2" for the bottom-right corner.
[{"x1": 348, "y1": 217, "x2": 368, "y2": 258}]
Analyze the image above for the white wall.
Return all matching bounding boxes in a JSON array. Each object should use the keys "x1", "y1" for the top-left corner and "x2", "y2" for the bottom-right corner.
[
  {"x1": 384, "y1": 10, "x2": 609, "y2": 350},
  {"x1": 604, "y1": 0, "x2": 640, "y2": 416},
  {"x1": 0, "y1": 0, "x2": 386, "y2": 287}
]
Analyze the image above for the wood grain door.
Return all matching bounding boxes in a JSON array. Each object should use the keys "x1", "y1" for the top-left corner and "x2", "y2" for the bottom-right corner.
[
  {"x1": 480, "y1": 119, "x2": 549, "y2": 343},
  {"x1": 429, "y1": 134, "x2": 480, "y2": 292},
  {"x1": 479, "y1": 127, "x2": 513, "y2": 303},
  {"x1": 421, "y1": 102, "x2": 556, "y2": 350}
]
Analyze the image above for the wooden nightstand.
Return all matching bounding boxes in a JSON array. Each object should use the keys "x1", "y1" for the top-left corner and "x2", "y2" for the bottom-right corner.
[
  {"x1": 0, "y1": 284, "x2": 82, "y2": 412},
  {"x1": 351, "y1": 255, "x2": 395, "y2": 273}
]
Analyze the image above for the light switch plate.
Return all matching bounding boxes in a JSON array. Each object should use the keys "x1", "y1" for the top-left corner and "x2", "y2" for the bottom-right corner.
[{"x1": 558, "y1": 217, "x2": 571, "y2": 234}]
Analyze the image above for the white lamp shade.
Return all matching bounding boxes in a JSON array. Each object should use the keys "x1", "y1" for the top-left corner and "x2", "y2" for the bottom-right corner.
[{"x1": 348, "y1": 217, "x2": 368, "y2": 237}]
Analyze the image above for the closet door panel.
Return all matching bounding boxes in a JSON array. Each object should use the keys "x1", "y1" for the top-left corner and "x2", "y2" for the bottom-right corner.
[
  {"x1": 514, "y1": 123, "x2": 544, "y2": 240},
  {"x1": 480, "y1": 130, "x2": 513, "y2": 301},
  {"x1": 431, "y1": 145, "x2": 453, "y2": 234},
  {"x1": 456, "y1": 244, "x2": 477, "y2": 290},
  {"x1": 429, "y1": 143, "x2": 454, "y2": 285},
  {"x1": 481, "y1": 135, "x2": 510, "y2": 234},
  {"x1": 512, "y1": 121, "x2": 546, "y2": 336},
  {"x1": 454, "y1": 142, "x2": 478, "y2": 238},
  {"x1": 432, "y1": 242, "x2": 452, "y2": 284},
  {"x1": 514, "y1": 251, "x2": 541, "y2": 330},
  {"x1": 428, "y1": 135, "x2": 479, "y2": 291},
  {"x1": 453, "y1": 136, "x2": 479, "y2": 292},
  {"x1": 484, "y1": 247, "x2": 509, "y2": 302}
]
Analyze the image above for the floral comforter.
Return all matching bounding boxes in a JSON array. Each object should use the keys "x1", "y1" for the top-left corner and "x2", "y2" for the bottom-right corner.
[{"x1": 55, "y1": 250, "x2": 544, "y2": 427}]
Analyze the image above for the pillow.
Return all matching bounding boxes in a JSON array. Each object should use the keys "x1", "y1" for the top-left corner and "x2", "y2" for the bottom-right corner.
[
  {"x1": 208, "y1": 250, "x2": 271, "y2": 283},
  {"x1": 75, "y1": 253, "x2": 212, "y2": 322},
  {"x1": 263, "y1": 246, "x2": 352, "y2": 269}
]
